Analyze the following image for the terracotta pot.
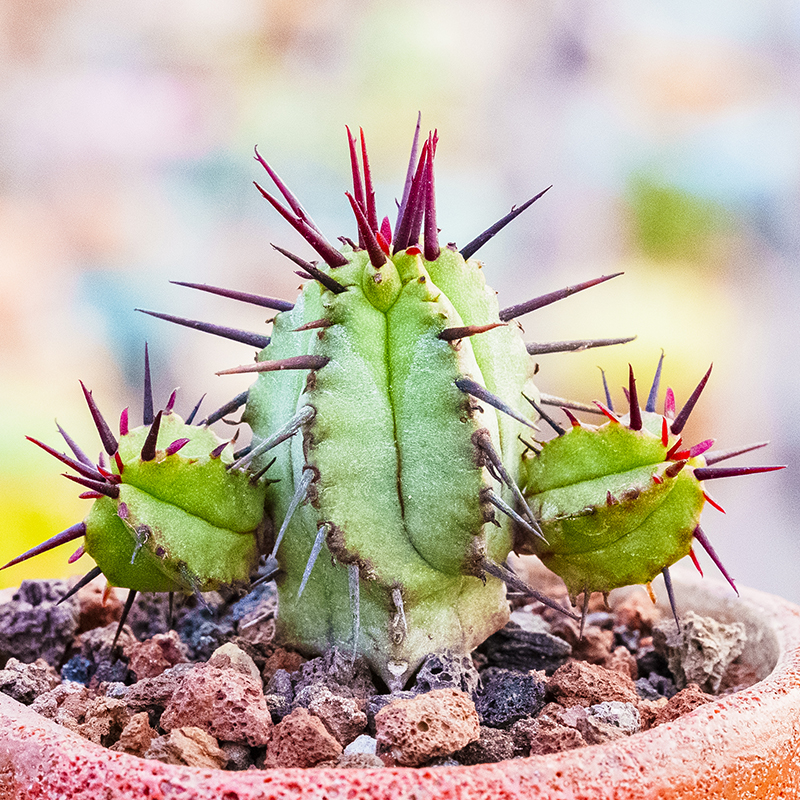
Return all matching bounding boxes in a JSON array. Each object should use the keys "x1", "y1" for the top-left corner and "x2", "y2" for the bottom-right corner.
[{"x1": 1, "y1": 573, "x2": 799, "y2": 799}]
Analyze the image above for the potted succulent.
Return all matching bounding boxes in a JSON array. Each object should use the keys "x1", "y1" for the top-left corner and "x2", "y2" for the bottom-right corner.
[{"x1": 1, "y1": 121, "x2": 795, "y2": 798}]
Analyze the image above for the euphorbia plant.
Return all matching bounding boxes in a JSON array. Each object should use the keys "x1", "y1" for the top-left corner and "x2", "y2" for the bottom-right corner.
[{"x1": 3, "y1": 121, "x2": 783, "y2": 689}]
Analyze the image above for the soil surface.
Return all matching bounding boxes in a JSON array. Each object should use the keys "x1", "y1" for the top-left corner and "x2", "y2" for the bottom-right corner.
[{"x1": 0, "y1": 569, "x2": 757, "y2": 770}]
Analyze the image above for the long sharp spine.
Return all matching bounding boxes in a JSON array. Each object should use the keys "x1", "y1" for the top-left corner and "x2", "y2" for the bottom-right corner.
[
  {"x1": 80, "y1": 381, "x2": 118, "y2": 456},
  {"x1": 269, "y1": 467, "x2": 315, "y2": 559},
  {"x1": 57, "y1": 566, "x2": 103, "y2": 605},
  {"x1": 456, "y1": 377, "x2": 536, "y2": 430},
  {"x1": 170, "y1": 281, "x2": 294, "y2": 312},
  {"x1": 140, "y1": 410, "x2": 163, "y2": 462},
  {"x1": 272, "y1": 244, "x2": 347, "y2": 294},
  {"x1": 646, "y1": 351, "x2": 665, "y2": 412},
  {"x1": 671, "y1": 365, "x2": 712, "y2": 435},
  {"x1": 216, "y1": 355, "x2": 330, "y2": 377},
  {"x1": 297, "y1": 524, "x2": 327, "y2": 599},
  {"x1": 137, "y1": 309, "x2": 270, "y2": 349},
  {"x1": 526, "y1": 336, "x2": 636, "y2": 355},
  {"x1": 1, "y1": 522, "x2": 87, "y2": 570}
]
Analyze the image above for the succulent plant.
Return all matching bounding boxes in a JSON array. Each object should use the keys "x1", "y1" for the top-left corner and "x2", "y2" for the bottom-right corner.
[{"x1": 3, "y1": 121, "x2": 784, "y2": 689}]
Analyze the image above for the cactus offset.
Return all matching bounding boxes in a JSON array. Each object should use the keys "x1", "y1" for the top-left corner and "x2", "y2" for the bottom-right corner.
[{"x1": 3, "y1": 123, "x2": 784, "y2": 688}]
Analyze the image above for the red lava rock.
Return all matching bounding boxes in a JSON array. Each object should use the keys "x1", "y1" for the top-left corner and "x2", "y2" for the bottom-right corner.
[
  {"x1": 607, "y1": 645, "x2": 639, "y2": 680},
  {"x1": 76, "y1": 581, "x2": 123, "y2": 634},
  {"x1": 638, "y1": 697, "x2": 669, "y2": 730},
  {"x1": 547, "y1": 659, "x2": 639, "y2": 707},
  {"x1": 651, "y1": 683, "x2": 715, "y2": 728},
  {"x1": 207, "y1": 642, "x2": 261, "y2": 683},
  {"x1": 374, "y1": 688, "x2": 480, "y2": 767},
  {"x1": 77, "y1": 696, "x2": 131, "y2": 746},
  {"x1": 511, "y1": 715, "x2": 587, "y2": 756},
  {"x1": 572, "y1": 627, "x2": 615, "y2": 664},
  {"x1": 261, "y1": 647, "x2": 306, "y2": 684},
  {"x1": 110, "y1": 711, "x2": 158, "y2": 756},
  {"x1": 336, "y1": 752, "x2": 385, "y2": 769},
  {"x1": 123, "y1": 663, "x2": 193, "y2": 716},
  {"x1": 0, "y1": 657, "x2": 61, "y2": 704},
  {"x1": 30, "y1": 682, "x2": 91, "y2": 732},
  {"x1": 307, "y1": 686, "x2": 368, "y2": 746},
  {"x1": 144, "y1": 726, "x2": 228, "y2": 768},
  {"x1": 613, "y1": 589, "x2": 661, "y2": 634},
  {"x1": 125, "y1": 631, "x2": 187, "y2": 680},
  {"x1": 263, "y1": 706, "x2": 343, "y2": 768},
  {"x1": 160, "y1": 663, "x2": 272, "y2": 747}
]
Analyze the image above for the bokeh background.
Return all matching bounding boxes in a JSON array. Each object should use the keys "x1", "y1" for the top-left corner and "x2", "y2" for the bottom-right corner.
[{"x1": 1, "y1": 1, "x2": 798, "y2": 600}]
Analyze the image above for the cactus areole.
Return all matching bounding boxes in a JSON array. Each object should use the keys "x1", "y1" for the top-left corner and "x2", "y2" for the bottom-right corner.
[{"x1": 4, "y1": 122, "x2": 784, "y2": 690}]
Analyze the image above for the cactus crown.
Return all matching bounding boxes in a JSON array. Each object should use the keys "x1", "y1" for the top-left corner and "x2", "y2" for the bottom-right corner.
[{"x1": 3, "y1": 122, "x2": 784, "y2": 688}]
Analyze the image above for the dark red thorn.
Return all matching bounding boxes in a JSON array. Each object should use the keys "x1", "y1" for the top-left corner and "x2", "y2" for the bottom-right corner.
[
  {"x1": 406, "y1": 141, "x2": 430, "y2": 250},
  {"x1": 664, "y1": 460, "x2": 687, "y2": 478},
  {"x1": 628, "y1": 365, "x2": 642, "y2": 431},
  {"x1": 523, "y1": 394, "x2": 565, "y2": 435},
  {"x1": 652, "y1": 474, "x2": 664, "y2": 485},
  {"x1": 380, "y1": 215, "x2": 392, "y2": 246},
  {"x1": 499, "y1": 273, "x2": 623, "y2": 322},
  {"x1": 460, "y1": 186, "x2": 552, "y2": 261},
  {"x1": 253, "y1": 146, "x2": 323, "y2": 234},
  {"x1": 688, "y1": 439, "x2": 715, "y2": 458},
  {"x1": 217, "y1": 355, "x2": 331, "y2": 376},
  {"x1": 438, "y1": 322, "x2": 506, "y2": 341},
  {"x1": 694, "y1": 465, "x2": 786, "y2": 481},
  {"x1": 346, "y1": 191, "x2": 387, "y2": 267},
  {"x1": 209, "y1": 440, "x2": 229, "y2": 459},
  {"x1": 599, "y1": 368, "x2": 614, "y2": 412},
  {"x1": 661, "y1": 417, "x2": 669, "y2": 448},
  {"x1": 143, "y1": 343, "x2": 154, "y2": 426},
  {"x1": 140, "y1": 410, "x2": 163, "y2": 462},
  {"x1": 664, "y1": 387, "x2": 676, "y2": 419},
  {"x1": 455, "y1": 378, "x2": 537, "y2": 430},
  {"x1": 703, "y1": 491, "x2": 726, "y2": 514},
  {"x1": 137, "y1": 309, "x2": 271, "y2": 349},
  {"x1": 79, "y1": 381, "x2": 118, "y2": 456},
  {"x1": 606, "y1": 491, "x2": 617, "y2": 506},
  {"x1": 562, "y1": 407, "x2": 582, "y2": 428},
  {"x1": 360, "y1": 128, "x2": 378, "y2": 232},
  {"x1": 666, "y1": 437, "x2": 684, "y2": 460},
  {"x1": 526, "y1": 336, "x2": 636, "y2": 355},
  {"x1": 293, "y1": 318, "x2": 333, "y2": 332},
  {"x1": 114, "y1": 451, "x2": 124, "y2": 474},
  {"x1": 395, "y1": 112, "x2": 422, "y2": 235},
  {"x1": 271, "y1": 244, "x2": 347, "y2": 294},
  {"x1": 56, "y1": 422, "x2": 94, "y2": 467},
  {"x1": 254, "y1": 181, "x2": 349, "y2": 268},
  {"x1": 119, "y1": 407, "x2": 129, "y2": 437},
  {"x1": 671, "y1": 364, "x2": 713, "y2": 435},
  {"x1": 202, "y1": 390, "x2": 249, "y2": 426},
  {"x1": 79, "y1": 491, "x2": 104, "y2": 499},
  {"x1": 57, "y1": 566, "x2": 103, "y2": 605},
  {"x1": 166, "y1": 438, "x2": 190, "y2": 457},
  {"x1": 165, "y1": 389, "x2": 177, "y2": 414},
  {"x1": 704, "y1": 441, "x2": 769, "y2": 466},
  {"x1": 689, "y1": 547, "x2": 704, "y2": 577},
  {"x1": 593, "y1": 401, "x2": 621, "y2": 424},
  {"x1": 1, "y1": 521, "x2": 87, "y2": 570},
  {"x1": 693, "y1": 526, "x2": 738, "y2": 595},
  {"x1": 63, "y1": 474, "x2": 120, "y2": 499},
  {"x1": 68, "y1": 544, "x2": 85, "y2": 563},
  {"x1": 646, "y1": 351, "x2": 665, "y2": 413},
  {"x1": 394, "y1": 139, "x2": 429, "y2": 252},
  {"x1": 170, "y1": 281, "x2": 294, "y2": 312},
  {"x1": 423, "y1": 132, "x2": 440, "y2": 261},
  {"x1": 345, "y1": 126, "x2": 367, "y2": 247},
  {"x1": 26, "y1": 436, "x2": 104, "y2": 482},
  {"x1": 186, "y1": 393, "x2": 206, "y2": 425}
]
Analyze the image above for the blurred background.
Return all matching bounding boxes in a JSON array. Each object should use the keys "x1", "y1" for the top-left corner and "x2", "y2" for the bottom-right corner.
[{"x1": 1, "y1": 1, "x2": 797, "y2": 600}]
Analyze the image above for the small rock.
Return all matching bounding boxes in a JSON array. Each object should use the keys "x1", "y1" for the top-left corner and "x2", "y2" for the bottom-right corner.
[
  {"x1": 509, "y1": 609, "x2": 551, "y2": 634},
  {"x1": 366, "y1": 692, "x2": 416, "y2": 735},
  {"x1": 0, "y1": 657, "x2": 61, "y2": 704},
  {"x1": 0, "y1": 580, "x2": 79, "y2": 666},
  {"x1": 208, "y1": 642, "x2": 261, "y2": 683},
  {"x1": 653, "y1": 611, "x2": 747, "y2": 693},
  {"x1": 263, "y1": 707, "x2": 343, "y2": 768},
  {"x1": 124, "y1": 662, "x2": 194, "y2": 718},
  {"x1": 607, "y1": 646, "x2": 638, "y2": 680},
  {"x1": 547, "y1": 660, "x2": 639, "y2": 707},
  {"x1": 374, "y1": 688, "x2": 480, "y2": 767},
  {"x1": 125, "y1": 631, "x2": 187, "y2": 680},
  {"x1": 343, "y1": 734, "x2": 378, "y2": 756},
  {"x1": 336, "y1": 752, "x2": 385, "y2": 769},
  {"x1": 411, "y1": 650, "x2": 480, "y2": 696},
  {"x1": 220, "y1": 742, "x2": 253, "y2": 771},
  {"x1": 480, "y1": 622, "x2": 572, "y2": 674},
  {"x1": 176, "y1": 600, "x2": 235, "y2": 661},
  {"x1": 230, "y1": 582, "x2": 277, "y2": 646},
  {"x1": 61, "y1": 655, "x2": 93, "y2": 685},
  {"x1": 291, "y1": 648, "x2": 375, "y2": 700},
  {"x1": 307, "y1": 686, "x2": 368, "y2": 746},
  {"x1": 144, "y1": 726, "x2": 228, "y2": 769},
  {"x1": 262, "y1": 647, "x2": 306, "y2": 684},
  {"x1": 78, "y1": 696, "x2": 131, "y2": 747},
  {"x1": 160, "y1": 663, "x2": 272, "y2": 747},
  {"x1": 31, "y1": 682, "x2": 91, "y2": 731},
  {"x1": 79, "y1": 622, "x2": 134, "y2": 684},
  {"x1": 613, "y1": 588, "x2": 661, "y2": 634},
  {"x1": 511, "y1": 715, "x2": 586, "y2": 756},
  {"x1": 455, "y1": 726, "x2": 516, "y2": 764},
  {"x1": 651, "y1": 683, "x2": 715, "y2": 727},
  {"x1": 111, "y1": 711, "x2": 158, "y2": 756},
  {"x1": 588, "y1": 701, "x2": 641, "y2": 736},
  {"x1": 474, "y1": 668, "x2": 547, "y2": 728},
  {"x1": 76, "y1": 580, "x2": 123, "y2": 634}
]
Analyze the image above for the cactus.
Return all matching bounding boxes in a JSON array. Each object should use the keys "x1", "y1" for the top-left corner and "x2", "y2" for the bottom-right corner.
[{"x1": 3, "y1": 122, "x2": 784, "y2": 689}]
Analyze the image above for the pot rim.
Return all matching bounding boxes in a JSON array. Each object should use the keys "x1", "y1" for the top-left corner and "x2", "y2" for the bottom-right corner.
[{"x1": 2, "y1": 573, "x2": 799, "y2": 799}]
